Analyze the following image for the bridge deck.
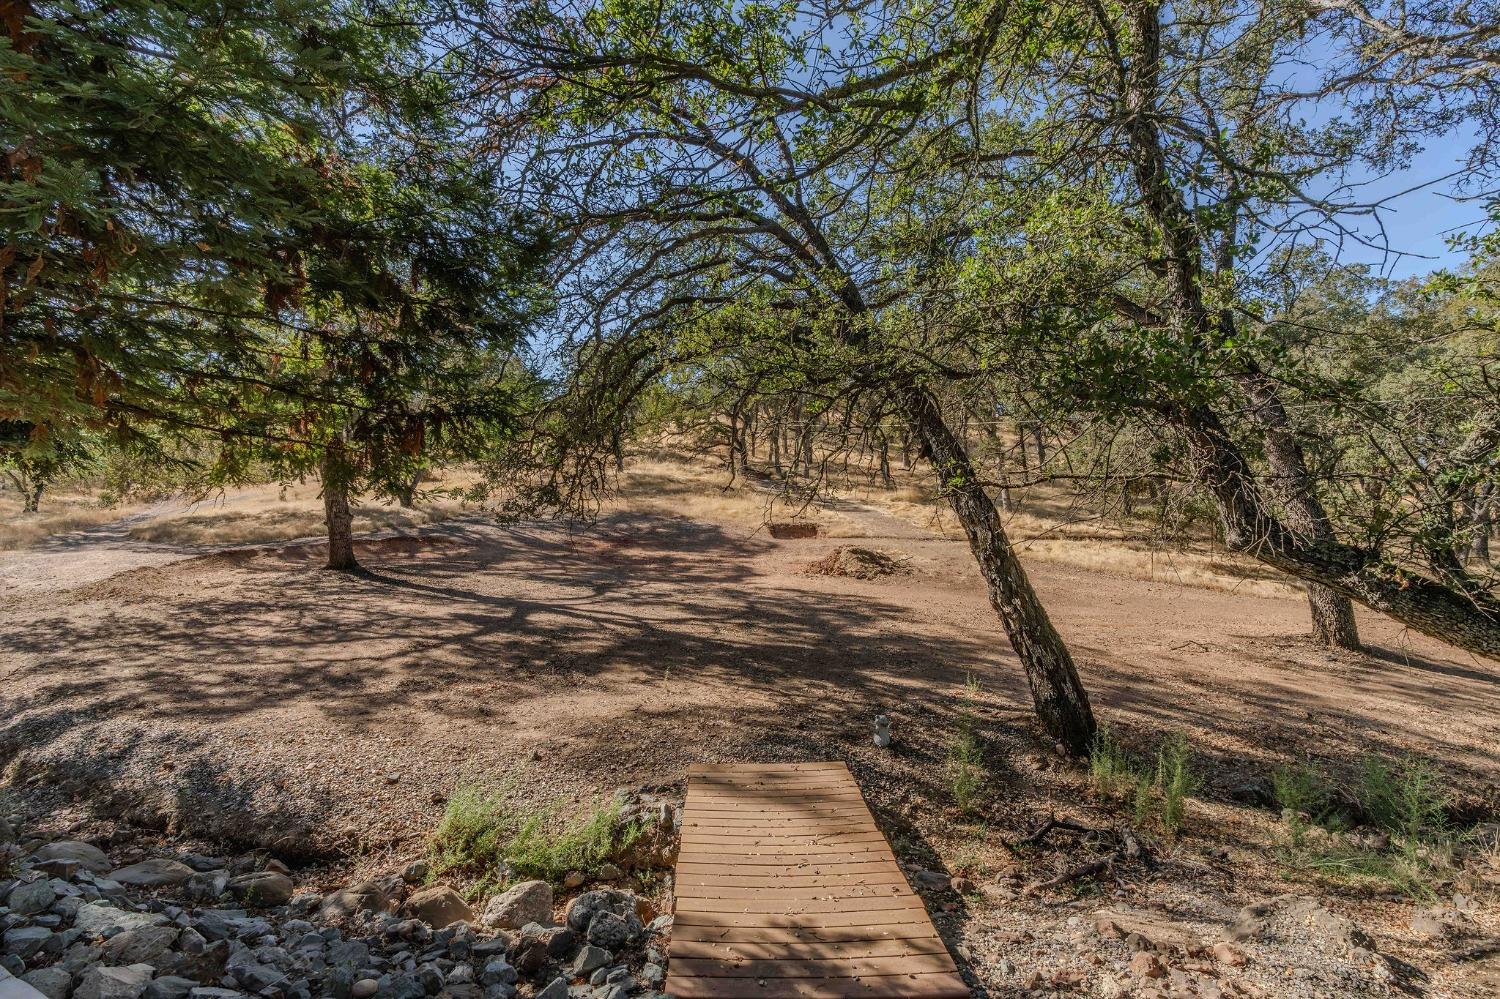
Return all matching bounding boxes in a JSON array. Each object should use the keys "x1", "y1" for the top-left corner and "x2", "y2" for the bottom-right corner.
[{"x1": 666, "y1": 762, "x2": 970, "y2": 998}]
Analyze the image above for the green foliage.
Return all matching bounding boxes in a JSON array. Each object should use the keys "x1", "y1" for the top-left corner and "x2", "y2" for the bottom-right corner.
[
  {"x1": 1089, "y1": 726, "x2": 1199, "y2": 836},
  {"x1": 946, "y1": 674, "x2": 987, "y2": 815},
  {"x1": 3, "y1": 0, "x2": 547, "y2": 516},
  {"x1": 1273, "y1": 754, "x2": 1455, "y2": 899},
  {"x1": 1088, "y1": 723, "x2": 1137, "y2": 799},
  {"x1": 428, "y1": 783, "x2": 644, "y2": 899}
]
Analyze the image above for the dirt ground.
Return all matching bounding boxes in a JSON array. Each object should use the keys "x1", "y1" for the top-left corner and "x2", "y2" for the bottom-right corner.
[{"x1": 2, "y1": 469, "x2": 1499, "y2": 997}]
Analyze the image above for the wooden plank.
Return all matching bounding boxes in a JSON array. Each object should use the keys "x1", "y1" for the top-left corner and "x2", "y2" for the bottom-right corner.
[
  {"x1": 667, "y1": 972, "x2": 971, "y2": 998},
  {"x1": 669, "y1": 953, "x2": 959, "y2": 978},
  {"x1": 670, "y1": 936, "x2": 951, "y2": 960},
  {"x1": 668, "y1": 762, "x2": 967, "y2": 999},
  {"x1": 676, "y1": 896, "x2": 928, "y2": 915},
  {"x1": 672, "y1": 923, "x2": 945, "y2": 944}
]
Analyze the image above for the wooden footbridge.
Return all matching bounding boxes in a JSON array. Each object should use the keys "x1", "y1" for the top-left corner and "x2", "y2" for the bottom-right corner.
[{"x1": 666, "y1": 762, "x2": 971, "y2": 998}]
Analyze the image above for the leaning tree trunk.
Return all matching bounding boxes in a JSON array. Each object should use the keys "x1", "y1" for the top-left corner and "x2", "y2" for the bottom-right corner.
[
  {"x1": 899, "y1": 381, "x2": 1096, "y2": 755},
  {"x1": 22, "y1": 481, "x2": 41, "y2": 513},
  {"x1": 1239, "y1": 371, "x2": 1361, "y2": 650},
  {"x1": 321, "y1": 447, "x2": 358, "y2": 572}
]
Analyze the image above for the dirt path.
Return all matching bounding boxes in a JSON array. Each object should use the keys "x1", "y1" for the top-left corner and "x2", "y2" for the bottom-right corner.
[
  {"x1": 2, "y1": 507, "x2": 1498, "y2": 996},
  {"x1": 0, "y1": 502, "x2": 201, "y2": 595}
]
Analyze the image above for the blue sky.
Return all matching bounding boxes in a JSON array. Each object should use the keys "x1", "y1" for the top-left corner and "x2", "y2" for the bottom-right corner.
[{"x1": 1333, "y1": 131, "x2": 1494, "y2": 280}]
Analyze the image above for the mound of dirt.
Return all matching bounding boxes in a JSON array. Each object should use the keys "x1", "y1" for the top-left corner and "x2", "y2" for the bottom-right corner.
[{"x1": 806, "y1": 546, "x2": 912, "y2": 579}]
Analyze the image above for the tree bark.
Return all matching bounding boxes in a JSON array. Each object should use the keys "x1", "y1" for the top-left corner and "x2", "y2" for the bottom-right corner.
[
  {"x1": 1179, "y1": 405, "x2": 1500, "y2": 658},
  {"x1": 1239, "y1": 371, "x2": 1361, "y2": 650},
  {"x1": 322, "y1": 447, "x2": 358, "y2": 572},
  {"x1": 899, "y1": 381, "x2": 1096, "y2": 755},
  {"x1": 22, "y1": 481, "x2": 41, "y2": 513}
]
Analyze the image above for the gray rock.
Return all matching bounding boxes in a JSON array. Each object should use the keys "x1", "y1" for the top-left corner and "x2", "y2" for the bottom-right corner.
[
  {"x1": 638, "y1": 964, "x2": 664, "y2": 988},
  {"x1": 535, "y1": 979, "x2": 568, "y2": 999},
  {"x1": 182, "y1": 872, "x2": 228, "y2": 903},
  {"x1": 317, "y1": 882, "x2": 390, "y2": 923},
  {"x1": 572, "y1": 945, "x2": 611, "y2": 976},
  {"x1": 226, "y1": 872, "x2": 292, "y2": 908},
  {"x1": 73, "y1": 904, "x2": 167, "y2": 936},
  {"x1": 349, "y1": 981, "x2": 378, "y2": 999},
  {"x1": 0, "y1": 967, "x2": 49, "y2": 999},
  {"x1": 585, "y1": 912, "x2": 629, "y2": 950},
  {"x1": 478, "y1": 960, "x2": 516, "y2": 987},
  {"x1": 3, "y1": 927, "x2": 53, "y2": 959},
  {"x1": 401, "y1": 861, "x2": 428, "y2": 885},
  {"x1": 30, "y1": 843, "x2": 111, "y2": 876},
  {"x1": 20, "y1": 967, "x2": 72, "y2": 999},
  {"x1": 186, "y1": 991, "x2": 245, "y2": 998},
  {"x1": 73, "y1": 965, "x2": 153, "y2": 999},
  {"x1": 374, "y1": 974, "x2": 424, "y2": 999},
  {"x1": 7, "y1": 880, "x2": 57, "y2": 916},
  {"x1": 106, "y1": 862, "x2": 194, "y2": 890},
  {"x1": 143, "y1": 978, "x2": 197, "y2": 999},
  {"x1": 101, "y1": 926, "x2": 179, "y2": 966},
  {"x1": 479, "y1": 882, "x2": 552, "y2": 931}
]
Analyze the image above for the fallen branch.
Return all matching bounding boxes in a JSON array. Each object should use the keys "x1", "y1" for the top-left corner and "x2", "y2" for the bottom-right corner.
[
  {"x1": 1028, "y1": 853, "x2": 1121, "y2": 892},
  {"x1": 1010, "y1": 813, "x2": 1097, "y2": 849}
]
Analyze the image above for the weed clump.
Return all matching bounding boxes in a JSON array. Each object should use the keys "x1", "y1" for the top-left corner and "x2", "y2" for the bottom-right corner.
[
  {"x1": 946, "y1": 674, "x2": 988, "y2": 815},
  {"x1": 1088, "y1": 725, "x2": 1199, "y2": 836},
  {"x1": 1272, "y1": 753, "x2": 1454, "y2": 899},
  {"x1": 428, "y1": 782, "x2": 645, "y2": 900}
]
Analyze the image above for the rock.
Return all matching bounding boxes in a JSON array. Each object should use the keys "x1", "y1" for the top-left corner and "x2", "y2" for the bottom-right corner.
[
  {"x1": 74, "y1": 965, "x2": 154, "y2": 999},
  {"x1": 596, "y1": 864, "x2": 623, "y2": 882},
  {"x1": 107, "y1": 861, "x2": 195, "y2": 889},
  {"x1": 6, "y1": 880, "x2": 57, "y2": 916},
  {"x1": 4, "y1": 928, "x2": 54, "y2": 960},
  {"x1": 73, "y1": 903, "x2": 167, "y2": 936},
  {"x1": 1093, "y1": 907, "x2": 1200, "y2": 954},
  {"x1": 350, "y1": 981, "x2": 378, "y2": 999},
  {"x1": 1229, "y1": 895, "x2": 1374, "y2": 953},
  {"x1": 400, "y1": 885, "x2": 472, "y2": 928},
  {"x1": 21, "y1": 967, "x2": 72, "y2": 999},
  {"x1": 317, "y1": 882, "x2": 391, "y2": 922},
  {"x1": 102, "y1": 926, "x2": 179, "y2": 965},
  {"x1": 1410, "y1": 909, "x2": 1451, "y2": 939},
  {"x1": 1212, "y1": 942, "x2": 1247, "y2": 967},
  {"x1": 639, "y1": 963, "x2": 665, "y2": 987},
  {"x1": 184, "y1": 871, "x2": 228, "y2": 903},
  {"x1": 1130, "y1": 952, "x2": 1167, "y2": 979},
  {"x1": 144, "y1": 978, "x2": 198, "y2": 999},
  {"x1": 401, "y1": 860, "x2": 428, "y2": 885},
  {"x1": 226, "y1": 871, "x2": 293, "y2": 907},
  {"x1": 572, "y1": 945, "x2": 612, "y2": 976},
  {"x1": 30, "y1": 842, "x2": 111, "y2": 875},
  {"x1": 586, "y1": 911, "x2": 630, "y2": 950},
  {"x1": 950, "y1": 877, "x2": 974, "y2": 895},
  {"x1": 534, "y1": 979, "x2": 567, "y2": 999},
  {"x1": 912, "y1": 869, "x2": 951, "y2": 890},
  {"x1": 562, "y1": 873, "x2": 585, "y2": 891},
  {"x1": 479, "y1": 960, "x2": 517, "y2": 987},
  {"x1": 480, "y1": 882, "x2": 552, "y2": 931}
]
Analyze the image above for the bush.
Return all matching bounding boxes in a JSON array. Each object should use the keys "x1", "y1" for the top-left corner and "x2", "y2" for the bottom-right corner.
[
  {"x1": 946, "y1": 674, "x2": 987, "y2": 815},
  {"x1": 428, "y1": 782, "x2": 644, "y2": 899},
  {"x1": 1088, "y1": 723, "x2": 1136, "y2": 799},
  {"x1": 1273, "y1": 753, "x2": 1454, "y2": 900}
]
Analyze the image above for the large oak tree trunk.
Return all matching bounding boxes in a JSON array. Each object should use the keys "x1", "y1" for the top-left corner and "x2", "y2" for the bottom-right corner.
[
  {"x1": 1180, "y1": 405, "x2": 1500, "y2": 658},
  {"x1": 899, "y1": 382, "x2": 1096, "y2": 755},
  {"x1": 1239, "y1": 372, "x2": 1361, "y2": 650},
  {"x1": 322, "y1": 446, "x2": 358, "y2": 572}
]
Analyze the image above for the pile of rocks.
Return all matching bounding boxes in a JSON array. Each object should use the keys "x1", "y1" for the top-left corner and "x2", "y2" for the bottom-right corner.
[{"x1": 2, "y1": 818, "x2": 671, "y2": 999}]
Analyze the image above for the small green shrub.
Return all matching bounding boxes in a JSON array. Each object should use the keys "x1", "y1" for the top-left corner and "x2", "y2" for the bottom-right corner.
[
  {"x1": 1273, "y1": 754, "x2": 1454, "y2": 900},
  {"x1": 946, "y1": 675, "x2": 987, "y2": 814},
  {"x1": 947, "y1": 730, "x2": 984, "y2": 815},
  {"x1": 1088, "y1": 723, "x2": 1137, "y2": 799},
  {"x1": 1272, "y1": 759, "x2": 1331, "y2": 818},
  {"x1": 428, "y1": 782, "x2": 644, "y2": 899},
  {"x1": 1152, "y1": 733, "x2": 1200, "y2": 834}
]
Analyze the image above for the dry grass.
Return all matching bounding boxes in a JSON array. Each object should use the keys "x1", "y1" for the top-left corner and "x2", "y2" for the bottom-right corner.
[
  {"x1": 604, "y1": 453, "x2": 863, "y2": 537},
  {"x1": 0, "y1": 487, "x2": 137, "y2": 550},
  {"x1": 128, "y1": 478, "x2": 476, "y2": 546}
]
